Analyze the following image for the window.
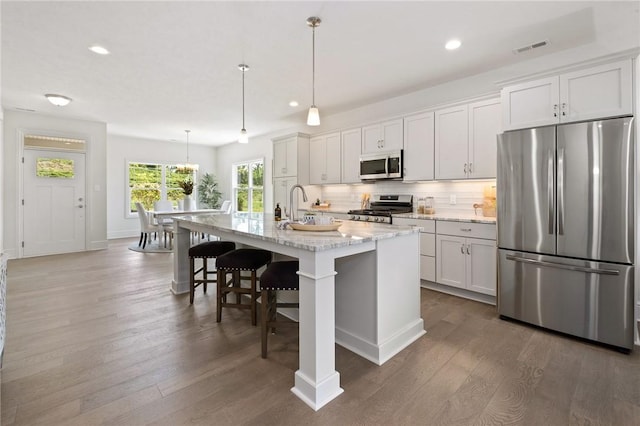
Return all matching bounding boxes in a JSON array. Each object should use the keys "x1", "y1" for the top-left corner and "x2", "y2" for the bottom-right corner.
[
  {"x1": 127, "y1": 162, "x2": 196, "y2": 215},
  {"x1": 36, "y1": 157, "x2": 75, "y2": 178},
  {"x1": 232, "y1": 159, "x2": 263, "y2": 213}
]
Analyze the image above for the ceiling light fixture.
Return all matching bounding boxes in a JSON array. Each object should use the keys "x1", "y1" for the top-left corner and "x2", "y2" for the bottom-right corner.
[
  {"x1": 89, "y1": 45, "x2": 110, "y2": 55},
  {"x1": 289, "y1": 101, "x2": 299, "y2": 107},
  {"x1": 45, "y1": 94, "x2": 72, "y2": 106},
  {"x1": 445, "y1": 39, "x2": 462, "y2": 50},
  {"x1": 176, "y1": 130, "x2": 199, "y2": 173},
  {"x1": 238, "y1": 64, "x2": 249, "y2": 144},
  {"x1": 306, "y1": 16, "x2": 321, "y2": 126}
]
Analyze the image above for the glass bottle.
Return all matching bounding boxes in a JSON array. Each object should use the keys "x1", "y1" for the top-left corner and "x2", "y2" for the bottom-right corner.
[{"x1": 275, "y1": 203, "x2": 282, "y2": 221}]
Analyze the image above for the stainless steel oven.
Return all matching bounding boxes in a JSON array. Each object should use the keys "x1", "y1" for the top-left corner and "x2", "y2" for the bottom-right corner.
[{"x1": 359, "y1": 150, "x2": 402, "y2": 181}]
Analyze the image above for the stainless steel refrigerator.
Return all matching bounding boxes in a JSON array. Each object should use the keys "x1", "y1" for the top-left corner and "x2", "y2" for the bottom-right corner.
[{"x1": 497, "y1": 116, "x2": 635, "y2": 351}]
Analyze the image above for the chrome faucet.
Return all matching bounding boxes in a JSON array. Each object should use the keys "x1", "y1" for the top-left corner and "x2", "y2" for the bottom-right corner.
[{"x1": 289, "y1": 184, "x2": 308, "y2": 221}]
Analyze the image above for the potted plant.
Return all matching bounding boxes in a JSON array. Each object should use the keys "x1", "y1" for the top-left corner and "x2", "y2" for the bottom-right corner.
[
  {"x1": 197, "y1": 173, "x2": 222, "y2": 208},
  {"x1": 179, "y1": 178, "x2": 195, "y2": 210}
]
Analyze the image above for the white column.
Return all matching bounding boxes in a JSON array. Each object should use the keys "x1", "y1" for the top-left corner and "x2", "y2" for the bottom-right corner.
[
  {"x1": 291, "y1": 250, "x2": 343, "y2": 410},
  {"x1": 171, "y1": 220, "x2": 191, "y2": 294}
]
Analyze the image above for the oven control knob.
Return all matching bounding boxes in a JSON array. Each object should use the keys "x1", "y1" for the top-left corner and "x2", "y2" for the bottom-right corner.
[
  {"x1": 374, "y1": 217, "x2": 380, "y2": 222},
  {"x1": 365, "y1": 216, "x2": 370, "y2": 221}
]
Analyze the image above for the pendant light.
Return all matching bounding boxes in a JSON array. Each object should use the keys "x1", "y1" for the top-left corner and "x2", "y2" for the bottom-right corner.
[
  {"x1": 176, "y1": 130, "x2": 199, "y2": 173},
  {"x1": 238, "y1": 64, "x2": 249, "y2": 144},
  {"x1": 306, "y1": 16, "x2": 321, "y2": 126}
]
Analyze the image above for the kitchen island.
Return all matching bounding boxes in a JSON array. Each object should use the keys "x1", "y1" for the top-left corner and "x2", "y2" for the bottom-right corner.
[{"x1": 172, "y1": 213, "x2": 425, "y2": 410}]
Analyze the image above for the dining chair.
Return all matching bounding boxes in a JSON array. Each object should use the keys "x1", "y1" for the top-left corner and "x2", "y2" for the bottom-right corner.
[
  {"x1": 220, "y1": 200, "x2": 231, "y2": 213},
  {"x1": 153, "y1": 200, "x2": 175, "y2": 248},
  {"x1": 135, "y1": 202, "x2": 162, "y2": 249}
]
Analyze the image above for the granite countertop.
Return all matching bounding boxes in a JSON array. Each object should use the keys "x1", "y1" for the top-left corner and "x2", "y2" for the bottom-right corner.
[
  {"x1": 392, "y1": 212, "x2": 497, "y2": 224},
  {"x1": 176, "y1": 213, "x2": 419, "y2": 252}
]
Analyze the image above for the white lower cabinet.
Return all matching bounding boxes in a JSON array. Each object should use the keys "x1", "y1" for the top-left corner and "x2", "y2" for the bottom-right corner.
[
  {"x1": 419, "y1": 232, "x2": 436, "y2": 282},
  {"x1": 436, "y1": 221, "x2": 497, "y2": 296},
  {"x1": 392, "y1": 218, "x2": 496, "y2": 299}
]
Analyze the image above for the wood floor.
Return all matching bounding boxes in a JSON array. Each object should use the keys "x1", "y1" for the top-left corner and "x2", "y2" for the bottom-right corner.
[{"x1": 2, "y1": 238, "x2": 639, "y2": 425}]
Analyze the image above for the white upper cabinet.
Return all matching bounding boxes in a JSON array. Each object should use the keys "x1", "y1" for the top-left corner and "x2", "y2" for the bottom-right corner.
[
  {"x1": 362, "y1": 119, "x2": 403, "y2": 154},
  {"x1": 560, "y1": 60, "x2": 632, "y2": 123},
  {"x1": 435, "y1": 104, "x2": 469, "y2": 180},
  {"x1": 309, "y1": 132, "x2": 341, "y2": 184},
  {"x1": 272, "y1": 133, "x2": 310, "y2": 183},
  {"x1": 341, "y1": 128, "x2": 362, "y2": 184},
  {"x1": 501, "y1": 59, "x2": 632, "y2": 131},
  {"x1": 501, "y1": 77, "x2": 558, "y2": 130},
  {"x1": 468, "y1": 98, "x2": 501, "y2": 179},
  {"x1": 273, "y1": 136, "x2": 298, "y2": 178},
  {"x1": 403, "y1": 111, "x2": 434, "y2": 181},
  {"x1": 435, "y1": 98, "x2": 501, "y2": 180}
]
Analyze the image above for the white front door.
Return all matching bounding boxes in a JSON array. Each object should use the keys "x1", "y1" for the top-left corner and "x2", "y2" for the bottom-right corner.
[{"x1": 23, "y1": 149, "x2": 86, "y2": 257}]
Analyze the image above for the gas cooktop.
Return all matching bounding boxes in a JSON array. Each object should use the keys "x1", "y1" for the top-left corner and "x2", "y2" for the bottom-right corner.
[{"x1": 348, "y1": 195, "x2": 413, "y2": 224}]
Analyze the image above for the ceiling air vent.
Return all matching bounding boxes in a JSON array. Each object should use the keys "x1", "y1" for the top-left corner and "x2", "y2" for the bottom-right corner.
[{"x1": 513, "y1": 39, "x2": 549, "y2": 54}]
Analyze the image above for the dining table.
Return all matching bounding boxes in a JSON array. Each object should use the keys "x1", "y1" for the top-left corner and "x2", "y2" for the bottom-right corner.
[
  {"x1": 152, "y1": 208, "x2": 223, "y2": 247},
  {"x1": 171, "y1": 212, "x2": 425, "y2": 411}
]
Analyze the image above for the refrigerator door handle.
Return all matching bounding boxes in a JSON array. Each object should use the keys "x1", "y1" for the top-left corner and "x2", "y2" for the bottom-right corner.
[
  {"x1": 557, "y1": 148, "x2": 565, "y2": 235},
  {"x1": 547, "y1": 149, "x2": 554, "y2": 235},
  {"x1": 505, "y1": 254, "x2": 619, "y2": 275}
]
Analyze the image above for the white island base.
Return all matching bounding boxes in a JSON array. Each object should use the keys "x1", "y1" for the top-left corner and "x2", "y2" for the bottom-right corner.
[{"x1": 172, "y1": 215, "x2": 425, "y2": 410}]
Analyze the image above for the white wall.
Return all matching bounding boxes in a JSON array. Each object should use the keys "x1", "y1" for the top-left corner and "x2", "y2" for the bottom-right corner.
[
  {"x1": 2, "y1": 110, "x2": 107, "y2": 258},
  {"x1": 107, "y1": 134, "x2": 217, "y2": 239}
]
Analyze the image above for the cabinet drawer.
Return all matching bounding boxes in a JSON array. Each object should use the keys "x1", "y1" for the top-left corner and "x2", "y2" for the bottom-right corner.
[
  {"x1": 393, "y1": 217, "x2": 436, "y2": 232},
  {"x1": 437, "y1": 220, "x2": 496, "y2": 239},
  {"x1": 420, "y1": 255, "x2": 435, "y2": 282},
  {"x1": 420, "y1": 233, "x2": 435, "y2": 257}
]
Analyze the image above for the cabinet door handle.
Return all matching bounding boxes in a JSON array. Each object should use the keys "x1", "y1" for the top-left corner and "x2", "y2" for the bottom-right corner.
[
  {"x1": 561, "y1": 102, "x2": 566, "y2": 116},
  {"x1": 553, "y1": 104, "x2": 558, "y2": 118},
  {"x1": 466, "y1": 245, "x2": 471, "y2": 255},
  {"x1": 469, "y1": 163, "x2": 473, "y2": 174},
  {"x1": 460, "y1": 244, "x2": 465, "y2": 254},
  {"x1": 460, "y1": 228, "x2": 472, "y2": 232},
  {"x1": 463, "y1": 163, "x2": 468, "y2": 174}
]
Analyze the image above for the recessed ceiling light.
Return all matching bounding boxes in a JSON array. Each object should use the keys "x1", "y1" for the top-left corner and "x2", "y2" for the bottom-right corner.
[
  {"x1": 89, "y1": 45, "x2": 110, "y2": 55},
  {"x1": 445, "y1": 39, "x2": 462, "y2": 50},
  {"x1": 45, "y1": 94, "x2": 72, "y2": 106},
  {"x1": 289, "y1": 101, "x2": 299, "y2": 107}
]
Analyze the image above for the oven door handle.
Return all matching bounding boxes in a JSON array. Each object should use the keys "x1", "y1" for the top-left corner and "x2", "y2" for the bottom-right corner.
[{"x1": 385, "y1": 156, "x2": 390, "y2": 177}]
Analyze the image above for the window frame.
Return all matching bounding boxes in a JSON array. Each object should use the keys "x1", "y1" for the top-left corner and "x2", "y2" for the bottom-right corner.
[
  {"x1": 126, "y1": 160, "x2": 197, "y2": 218},
  {"x1": 231, "y1": 158, "x2": 264, "y2": 214}
]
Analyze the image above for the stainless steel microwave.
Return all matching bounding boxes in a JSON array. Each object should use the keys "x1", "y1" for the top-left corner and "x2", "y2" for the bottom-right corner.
[{"x1": 359, "y1": 150, "x2": 403, "y2": 180}]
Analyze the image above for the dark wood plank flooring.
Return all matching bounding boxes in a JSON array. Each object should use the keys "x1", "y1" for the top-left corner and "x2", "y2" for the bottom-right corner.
[{"x1": 1, "y1": 238, "x2": 639, "y2": 425}]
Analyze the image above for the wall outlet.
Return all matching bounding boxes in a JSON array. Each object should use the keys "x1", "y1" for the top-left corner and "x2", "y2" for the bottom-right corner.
[{"x1": 449, "y1": 194, "x2": 457, "y2": 205}]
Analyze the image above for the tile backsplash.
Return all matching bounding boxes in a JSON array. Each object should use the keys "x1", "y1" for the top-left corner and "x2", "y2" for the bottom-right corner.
[{"x1": 313, "y1": 180, "x2": 496, "y2": 216}]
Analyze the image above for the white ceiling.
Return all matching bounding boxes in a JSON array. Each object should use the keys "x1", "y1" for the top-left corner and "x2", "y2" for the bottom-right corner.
[{"x1": 2, "y1": 1, "x2": 639, "y2": 146}]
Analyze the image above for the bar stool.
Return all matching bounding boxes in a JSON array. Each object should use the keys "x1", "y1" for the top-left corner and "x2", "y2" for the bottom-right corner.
[
  {"x1": 216, "y1": 248, "x2": 272, "y2": 325},
  {"x1": 188, "y1": 241, "x2": 236, "y2": 304},
  {"x1": 260, "y1": 260, "x2": 300, "y2": 358}
]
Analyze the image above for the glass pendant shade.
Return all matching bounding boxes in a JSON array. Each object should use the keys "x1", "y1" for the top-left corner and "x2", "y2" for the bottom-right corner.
[
  {"x1": 239, "y1": 128, "x2": 249, "y2": 144},
  {"x1": 307, "y1": 106, "x2": 320, "y2": 126}
]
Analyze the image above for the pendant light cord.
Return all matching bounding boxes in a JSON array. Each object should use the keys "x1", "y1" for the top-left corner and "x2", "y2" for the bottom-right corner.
[
  {"x1": 242, "y1": 67, "x2": 246, "y2": 129},
  {"x1": 311, "y1": 24, "x2": 316, "y2": 106}
]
